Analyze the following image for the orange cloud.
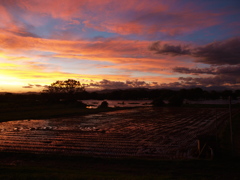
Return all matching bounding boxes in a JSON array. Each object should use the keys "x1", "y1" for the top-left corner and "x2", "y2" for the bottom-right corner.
[
  {"x1": 0, "y1": 30, "x2": 193, "y2": 88},
  {"x1": 1, "y1": 0, "x2": 224, "y2": 37},
  {"x1": 1, "y1": 30, "x2": 187, "y2": 63}
]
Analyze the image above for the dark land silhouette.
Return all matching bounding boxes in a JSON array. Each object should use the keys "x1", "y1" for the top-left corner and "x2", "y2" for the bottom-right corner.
[
  {"x1": 1, "y1": 87, "x2": 240, "y2": 104},
  {"x1": 1, "y1": 80, "x2": 240, "y2": 179}
]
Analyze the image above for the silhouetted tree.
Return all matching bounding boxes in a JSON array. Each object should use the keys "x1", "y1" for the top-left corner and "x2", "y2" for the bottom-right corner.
[
  {"x1": 221, "y1": 90, "x2": 233, "y2": 99},
  {"x1": 44, "y1": 79, "x2": 85, "y2": 94},
  {"x1": 208, "y1": 90, "x2": 220, "y2": 100},
  {"x1": 43, "y1": 79, "x2": 85, "y2": 103},
  {"x1": 235, "y1": 90, "x2": 240, "y2": 99}
]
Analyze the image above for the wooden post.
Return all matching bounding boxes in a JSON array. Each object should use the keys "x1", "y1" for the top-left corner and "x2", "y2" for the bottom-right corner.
[
  {"x1": 215, "y1": 108, "x2": 218, "y2": 141},
  {"x1": 229, "y1": 96, "x2": 233, "y2": 153}
]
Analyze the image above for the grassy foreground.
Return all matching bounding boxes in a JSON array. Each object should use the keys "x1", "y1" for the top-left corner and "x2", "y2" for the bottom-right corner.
[{"x1": 0, "y1": 152, "x2": 240, "y2": 180}]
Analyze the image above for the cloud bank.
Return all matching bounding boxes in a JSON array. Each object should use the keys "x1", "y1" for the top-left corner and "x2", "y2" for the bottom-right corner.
[
  {"x1": 149, "y1": 37, "x2": 240, "y2": 89},
  {"x1": 150, "y1": 37, "x2": 240, "y2": 65}
]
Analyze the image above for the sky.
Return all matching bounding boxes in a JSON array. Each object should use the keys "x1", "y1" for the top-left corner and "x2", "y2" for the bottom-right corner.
[{"x1": 0, "y1": 0, "x2": 240, "y2": 93}]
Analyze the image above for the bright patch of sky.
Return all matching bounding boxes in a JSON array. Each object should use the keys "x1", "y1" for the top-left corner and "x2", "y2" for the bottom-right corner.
[{"x1": 1, "y1": 0, "x2": 240, "y2": 92}]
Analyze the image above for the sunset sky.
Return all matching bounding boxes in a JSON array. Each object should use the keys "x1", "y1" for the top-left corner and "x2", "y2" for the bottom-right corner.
[{"x1": 0, "y1": 0, "x2": 240, "y2": 93}]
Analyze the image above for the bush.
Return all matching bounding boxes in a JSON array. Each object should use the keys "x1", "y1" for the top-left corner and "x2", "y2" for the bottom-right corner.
[{"x1": 98, "y1": 101, "x2": 108, "y2": 108}]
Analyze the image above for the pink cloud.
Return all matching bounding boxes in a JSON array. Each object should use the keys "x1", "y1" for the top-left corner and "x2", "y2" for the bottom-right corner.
[
  {"x1": 0, "y1": 29, "x2": 194, "y2": 79},
  {"x1": 0, "y1": 4, "x2": 12, "y2": 25},
  {"x1": 0, "y1": 0, "x2": 225, "y2": 37}
]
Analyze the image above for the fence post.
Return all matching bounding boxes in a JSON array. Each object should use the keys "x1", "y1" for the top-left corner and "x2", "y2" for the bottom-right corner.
[{"x1": 229, "y1": 96, "x2": 233, "y2": 154}]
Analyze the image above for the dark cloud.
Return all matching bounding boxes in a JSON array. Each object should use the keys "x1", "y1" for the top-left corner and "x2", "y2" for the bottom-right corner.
[
  {"x1": 149, "y1": 41, "x2": 190, "y2": 56},
  {"x1": 22, "y1": 84, "x2": 45, "y2": 89},
  {"x1": 87, "y1": 79, "x2": 203, "y2": 90},
  {"x1": 89, "y1": 79, "x2": 159, "y2": 90},
  {"x1": 216, "y1": 65, "x2": 240, "y2": 75},
  {"x1": 173, "y1": 65, "x2": 240, "y2": 75},
  {"x1": 90, "y1": 79, "x2": 129, "y2": 89},
  {"x1": 173, "y1": 67, "x2": 216, "y2": 75},
  {"x1": 159, "y1": 82, "x2": 183, "y2": 89},
  {"x1": 179, "y1": 74, "x2": 240, "y2": 88},
  {"x1": 173, "y1": 64, "x2": 240, "y2": 89},
  {"x1": 22, "y1": 84, "x2": 34, "y2": 88},
  {"x1": 193, "y1": 37, "x2": 240, "y2": 65},
  {"x1": 150, "y1": 37, "x2": 240, "y2": 65},
  {"x1": 126, "y1": 80, "x2": 148, "y2": 87}
]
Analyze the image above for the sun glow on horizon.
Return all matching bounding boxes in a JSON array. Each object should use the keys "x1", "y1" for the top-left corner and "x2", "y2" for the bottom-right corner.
[{"x1": 0, "y1": 0, "x2": 239, "y2": 92}]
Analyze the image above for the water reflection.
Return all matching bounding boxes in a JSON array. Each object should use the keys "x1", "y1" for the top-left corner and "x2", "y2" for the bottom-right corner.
[
  {"x1": 0, "y1": 119, "x2": 52, "y2": 132},
  {"x1": 81, "y1": 100, "x2": 152, "y2": 108},
  {"x1": 0, "y1": 107, "x2": 237, "y2": 159}
]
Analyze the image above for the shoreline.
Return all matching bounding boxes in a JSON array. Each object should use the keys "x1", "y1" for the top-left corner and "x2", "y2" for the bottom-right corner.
[
  {"x1": 2, "y1": 101, "x2": 239, "y2": 123},
  {"x1": 0, "y1": 105, "x2": 138, "y2": 122}
]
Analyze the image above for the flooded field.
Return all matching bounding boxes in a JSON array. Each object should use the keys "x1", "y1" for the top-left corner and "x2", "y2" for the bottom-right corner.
[
  {"x1": 81, "y1": 99, "x2": 152, "y2": 108},
  {"x1": 0, "y1": 107, "x2": 238, "y2": 159}
]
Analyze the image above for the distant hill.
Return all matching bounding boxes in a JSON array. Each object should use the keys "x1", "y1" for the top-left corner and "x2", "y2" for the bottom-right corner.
[{"x1": 94, "y1": 88, "x2": 150, "y2": 94}]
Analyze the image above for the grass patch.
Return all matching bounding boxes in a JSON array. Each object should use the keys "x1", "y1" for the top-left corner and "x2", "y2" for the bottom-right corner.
[{"x1": 0, "y1": 152, "x2": 240, "y2": 179}]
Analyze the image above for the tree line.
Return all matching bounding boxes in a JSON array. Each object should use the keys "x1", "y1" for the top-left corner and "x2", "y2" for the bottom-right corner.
[{"x1": 1, "y1": 79, "x2": 240, "y2": 104}]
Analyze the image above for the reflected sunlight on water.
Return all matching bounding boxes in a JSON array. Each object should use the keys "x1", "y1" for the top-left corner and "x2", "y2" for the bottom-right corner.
[{"x1": 0, "y1": 107, "x2": 239, "y2": 159}]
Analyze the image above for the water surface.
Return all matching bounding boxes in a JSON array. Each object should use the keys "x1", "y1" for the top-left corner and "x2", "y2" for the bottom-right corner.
[{"x1": 0, "y1": 107, "x2": 236, "y2": 159}]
